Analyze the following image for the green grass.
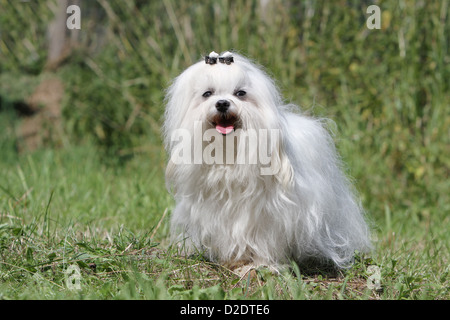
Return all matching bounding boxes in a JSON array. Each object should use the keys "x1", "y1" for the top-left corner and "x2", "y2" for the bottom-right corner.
[
  {"x1": 0, "y1": 142, "x2": 448, "y2": 300},
  {"x1": 0, "y1": 0, "x2": 448, "y2": 300}
]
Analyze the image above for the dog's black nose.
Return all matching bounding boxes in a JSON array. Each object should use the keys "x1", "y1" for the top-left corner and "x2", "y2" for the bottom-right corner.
[{"x1": 215, "y1": 100, "x2": 230, "y2": 113}]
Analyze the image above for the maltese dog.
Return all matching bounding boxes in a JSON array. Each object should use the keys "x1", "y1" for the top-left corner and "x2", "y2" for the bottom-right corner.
[{"x1": 163, "y1": 51, "x2": 371, "y2": 272}]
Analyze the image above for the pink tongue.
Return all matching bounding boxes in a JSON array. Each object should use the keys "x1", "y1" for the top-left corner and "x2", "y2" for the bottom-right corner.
[{"x1": 216, "y1": 124, "x2": 234, "y2": 135}]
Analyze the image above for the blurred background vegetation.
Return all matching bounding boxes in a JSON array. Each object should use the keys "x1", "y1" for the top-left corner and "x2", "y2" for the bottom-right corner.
[{"x1": 0, "y1": 0, "x2": 448, "y2": 229}]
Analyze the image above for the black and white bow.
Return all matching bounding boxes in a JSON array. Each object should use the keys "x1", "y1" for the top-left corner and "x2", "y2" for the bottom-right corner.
[{"x1": 205, "y1": 51, "x2": 234, "y2": 65}]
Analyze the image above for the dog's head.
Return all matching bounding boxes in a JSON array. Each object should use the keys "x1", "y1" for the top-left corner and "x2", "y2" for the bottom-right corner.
[
  {"x1": 164, "y1": 51, "x2": 293, "y2": 182},
  {"x1": 164, "y1": 51, "x2": 283, "y2": 143}
]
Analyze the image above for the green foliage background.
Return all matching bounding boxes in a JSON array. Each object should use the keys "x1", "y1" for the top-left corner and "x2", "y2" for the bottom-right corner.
[{"x1": 0, "y1": 0, "x2": 448, "y2": 299}]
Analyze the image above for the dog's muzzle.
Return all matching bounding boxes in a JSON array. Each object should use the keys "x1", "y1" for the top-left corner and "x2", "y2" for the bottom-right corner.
[{"x1": 212, "y1": 99, "x2": 238, "y2": 135}]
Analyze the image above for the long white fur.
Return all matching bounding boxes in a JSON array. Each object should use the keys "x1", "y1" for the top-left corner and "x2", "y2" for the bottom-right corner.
[{"x1": 163, "y1": 52, "x2": 371, "y2": 269}]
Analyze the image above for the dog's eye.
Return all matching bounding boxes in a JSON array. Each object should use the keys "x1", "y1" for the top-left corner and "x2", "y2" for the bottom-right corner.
[
  {"x1": 202, "y1": 91, "x2": 213, "y2": 98},
  {"x1": 235, "y1": 90, "x2": 246, "y2": 97}
]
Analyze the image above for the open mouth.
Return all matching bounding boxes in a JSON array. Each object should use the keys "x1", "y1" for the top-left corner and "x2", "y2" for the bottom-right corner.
[
  {"x1": 215, "y1": 123, "x2": 235, "y2": 135},
  {"x1": 212, "y1": 114, "x2": 239, "y2": 135}
]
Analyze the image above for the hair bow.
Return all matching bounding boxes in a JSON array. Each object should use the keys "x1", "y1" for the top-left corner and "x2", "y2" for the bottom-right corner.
[{"x1": 205, "y1": 51, "x2": 234, "y2": 65}]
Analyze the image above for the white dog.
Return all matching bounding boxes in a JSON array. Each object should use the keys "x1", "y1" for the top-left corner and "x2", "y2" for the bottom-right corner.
[{"x1": 163, "y1": 51, "x2": 371, "y2": 271}]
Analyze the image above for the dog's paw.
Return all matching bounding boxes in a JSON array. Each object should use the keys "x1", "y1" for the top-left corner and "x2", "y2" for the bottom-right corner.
[
  {"x1": 225, "y1": 261, "x2": 282, "y2": 279},
  {"x1": 223, "y1": 260, "x2": 255, "y2": 278},
  {"x1": 233, "y1": 264, "x2": 258, "y2": 279}
]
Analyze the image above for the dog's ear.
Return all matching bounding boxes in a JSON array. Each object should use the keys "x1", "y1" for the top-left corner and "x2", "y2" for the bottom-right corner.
[
  {"x1": 260, "y1": 129, "x2": 294, "y2": 189},
  {"x1": 164, "y1": 159, "x2": 177, "y2": 193},
  {"x1": 163, "y1": 65, "x2": 197, "y2": 149},
  {"x1": 274, "y1": 149, "x2": 294, "y2": 189}
]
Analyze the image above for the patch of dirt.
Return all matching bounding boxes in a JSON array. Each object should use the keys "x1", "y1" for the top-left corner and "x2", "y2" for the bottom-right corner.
[{"x1": 17, "y1": 77, "x2": 64, "y2": 153}]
